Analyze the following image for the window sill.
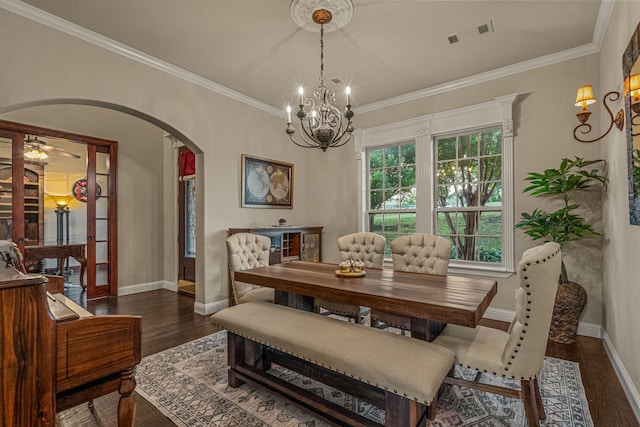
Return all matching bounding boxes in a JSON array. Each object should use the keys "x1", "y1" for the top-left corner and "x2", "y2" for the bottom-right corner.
[
  {"x1": 447, "y1": 265, "x2": 514, "y2": 279},
  {"x1": 382, "y1": 260, "x2": 514, "y2": 279}
]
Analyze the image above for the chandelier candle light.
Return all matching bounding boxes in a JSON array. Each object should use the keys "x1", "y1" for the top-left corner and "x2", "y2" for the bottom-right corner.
[{"x1": 286, "y1": 4, "x2": 354, "y2": 152}]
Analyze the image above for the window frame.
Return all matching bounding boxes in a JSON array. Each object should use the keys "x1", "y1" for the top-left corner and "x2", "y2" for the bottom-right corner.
[
  {"x1": 433, "y1": 126, "x2": 504, "y2": 267},
  {"x1": 366, "y1": 142, "x2": 417, "y2": 252},
  {"x1": 355, "y1": 94, "x2": 517, "y2": 277}
]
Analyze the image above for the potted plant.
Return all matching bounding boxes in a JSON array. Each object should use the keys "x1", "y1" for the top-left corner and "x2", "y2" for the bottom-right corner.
[{"x1": 515, "y1": 156, "x2": 607, "y2": 344}]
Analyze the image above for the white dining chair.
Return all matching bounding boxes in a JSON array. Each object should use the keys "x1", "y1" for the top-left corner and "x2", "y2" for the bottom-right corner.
[
  {"x1": 315, "y1": 232, "x2": 385, "y2": 323},
  {"x1": 370, "y1": 233, "x2": 452, "y2": 332},
  {"x1": 226, "y1": 233, "x2": 274, "y2": 305},
  {"x1": 433, "y1": 242, "x2": 561, "y2": 427}
]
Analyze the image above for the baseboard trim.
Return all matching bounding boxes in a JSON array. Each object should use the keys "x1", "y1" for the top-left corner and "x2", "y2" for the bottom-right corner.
[
  {"x1": 483, "y1": 307, "x2": 603, "y2": 338},
  {"x1": 603, "y1": 331, "x2": 640, "y2": 423},
  {"x1": 117, "y1": 281, "x2": 230, "y2": 315},
  {"x1": 117, "y1": 280, "x2": 176, "y2": 296},
  {"x1": 194, "y1": 299, "x2": 229, "y2": 316}
]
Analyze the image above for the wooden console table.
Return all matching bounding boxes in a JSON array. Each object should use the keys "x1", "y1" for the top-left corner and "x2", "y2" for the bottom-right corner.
[{"x1": 23, "y1": 244, "x2": 88, "y2": 288}]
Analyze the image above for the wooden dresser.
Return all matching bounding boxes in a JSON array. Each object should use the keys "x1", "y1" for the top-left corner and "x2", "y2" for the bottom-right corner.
[{"x1": 0, "y1": 268, "x2": 141, "y2": 426}]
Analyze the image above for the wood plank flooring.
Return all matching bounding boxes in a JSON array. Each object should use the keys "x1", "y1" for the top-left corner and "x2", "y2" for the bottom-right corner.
[{"x1": 56, "y1": 288, "x2": 638, "y2": 426}]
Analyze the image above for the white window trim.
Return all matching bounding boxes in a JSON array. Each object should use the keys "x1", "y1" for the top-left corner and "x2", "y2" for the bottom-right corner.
[{"x1": 354, "y1": 93, "x2": 518, "y2": 277}]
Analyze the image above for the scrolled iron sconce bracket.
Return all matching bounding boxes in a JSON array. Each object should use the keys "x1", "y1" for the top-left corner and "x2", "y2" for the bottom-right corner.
[{"x1": 573, "y1": 91, "x2": 624, "y2": 143}]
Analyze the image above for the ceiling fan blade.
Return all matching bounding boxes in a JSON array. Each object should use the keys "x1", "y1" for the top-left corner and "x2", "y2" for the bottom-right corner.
[
  {"x1": 38, "y1": 145, "x2": 81, "y2": 159},
  {"x1": 23, "y1": 135, "x2": 82, "y2": 159}
]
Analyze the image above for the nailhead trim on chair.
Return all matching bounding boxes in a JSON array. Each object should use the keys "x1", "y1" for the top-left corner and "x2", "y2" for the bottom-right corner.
[{"x1": 502, "y1": 247, "x2": 560, "y2": 376}]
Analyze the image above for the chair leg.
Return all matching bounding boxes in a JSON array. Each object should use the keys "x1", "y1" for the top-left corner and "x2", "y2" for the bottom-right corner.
[
  {"x1": 533, "y1": 377, "x2": 545, "y2": 420},
  {"x1": 521, "y1": 379, "x2": 540, "y2": 426}
]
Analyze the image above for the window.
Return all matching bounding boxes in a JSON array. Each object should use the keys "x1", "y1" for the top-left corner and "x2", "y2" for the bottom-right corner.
[
  {"x1": 356, "y1": 94, "x2": 516, "y2": 275},
  {"x1": 184, "y1": 178, "x2": 196, "y2": 258},
  {"x1": 367, "y1": 143, "x2": 416, "y2": 253},
  {"x1": 435, "y1": 127, "x2": 503, "y2": 264}
]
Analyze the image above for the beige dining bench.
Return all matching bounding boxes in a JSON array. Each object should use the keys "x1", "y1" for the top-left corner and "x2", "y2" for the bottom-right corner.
[{"x1": 210, "y1": 301, "x2": 455, "y2": 427}]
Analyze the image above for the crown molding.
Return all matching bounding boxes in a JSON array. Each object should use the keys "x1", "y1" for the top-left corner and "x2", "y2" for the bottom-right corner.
[
  {"x1": 356, "y1": 42, "x2": 600, "y2": 114},
  {"x1": 0, "y1": 0, "x2": 283, "y2": 117},
  {"x1": 1, "y1": 0, "x2": 615, "y2": 117}
]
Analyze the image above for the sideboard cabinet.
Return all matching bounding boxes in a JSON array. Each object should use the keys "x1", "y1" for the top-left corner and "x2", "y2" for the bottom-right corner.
[{"x1": 228, "y1": 226, "x2": 323, "y2": 265}]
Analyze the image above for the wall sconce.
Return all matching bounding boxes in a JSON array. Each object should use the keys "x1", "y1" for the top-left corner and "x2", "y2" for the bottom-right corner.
[
  {"x1": 573, "y1": 84, "x2": 624, "y2": 143},
  {"x1": 629, "y1": 74, "x2": 640, "y2": 137}
]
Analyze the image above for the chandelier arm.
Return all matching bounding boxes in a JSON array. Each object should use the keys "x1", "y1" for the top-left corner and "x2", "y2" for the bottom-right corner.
[{"x1": 295, "y1": 120, "x2": 324, "y2": 148}]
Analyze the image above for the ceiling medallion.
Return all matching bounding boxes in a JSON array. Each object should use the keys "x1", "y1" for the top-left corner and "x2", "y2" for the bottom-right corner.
[{"x1": 290, "y1": 0, "x2": 353, "y2": 33}]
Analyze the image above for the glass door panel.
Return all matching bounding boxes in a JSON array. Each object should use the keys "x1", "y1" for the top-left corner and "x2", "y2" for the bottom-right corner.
[{"x1": 0, "y1": 137, "x2": 13, "y2": 242}]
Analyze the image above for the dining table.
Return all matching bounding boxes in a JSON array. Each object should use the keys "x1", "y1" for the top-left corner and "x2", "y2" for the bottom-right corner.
[{"x1": 234, "y1": 261, "x2": 498, "y2": 341}]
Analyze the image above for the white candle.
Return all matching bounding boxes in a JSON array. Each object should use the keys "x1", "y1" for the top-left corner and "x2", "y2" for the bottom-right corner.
[
  {"x1": 298, "y1": 86, "x2": 304, "y2": 105},
  {"x1": 286, "y1": 105, "x2": 292, "y2": 123},
  {"x1": 346, "y1": 86, "x2": 351, "y2": 105}
]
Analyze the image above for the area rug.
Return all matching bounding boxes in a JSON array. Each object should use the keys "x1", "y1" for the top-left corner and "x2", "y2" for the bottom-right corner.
[{"x1": 135, "y1": 331, "x2": 593, "y2": 426}]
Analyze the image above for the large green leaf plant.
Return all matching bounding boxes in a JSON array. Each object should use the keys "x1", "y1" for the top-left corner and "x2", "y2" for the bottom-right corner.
[{"x1": 515, "y1": 157, "x2": 607, "y2": 284}]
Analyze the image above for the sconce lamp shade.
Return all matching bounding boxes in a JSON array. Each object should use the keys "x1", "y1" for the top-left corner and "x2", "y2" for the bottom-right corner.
[
  {"x1": 575, "y1": 85, "x2": 596, "y2": 110},
  {"x1": 630, "y1": 74, "x2": 640, "y2": 101}
]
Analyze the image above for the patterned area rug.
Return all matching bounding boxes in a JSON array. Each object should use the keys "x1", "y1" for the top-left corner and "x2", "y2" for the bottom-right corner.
[{"x1": 136, "y1": 331, "x2": 593, "y2": 426}]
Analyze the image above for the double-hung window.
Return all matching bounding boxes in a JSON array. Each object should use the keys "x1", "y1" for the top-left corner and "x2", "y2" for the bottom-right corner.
[
  {"x1": 434, "y1": 127, "x2": 503, "y2": 264},
  {"x1": 358, "y1": 94, "x2": 516, "y2": 275},
  {"x1": 367, "y1": 143, "x2": 416, "y2": 254}
]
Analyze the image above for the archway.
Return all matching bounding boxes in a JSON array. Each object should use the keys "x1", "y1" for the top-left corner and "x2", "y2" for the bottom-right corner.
[{"x1": 0, "y1": 99, "x2": 204, "y2": 305}]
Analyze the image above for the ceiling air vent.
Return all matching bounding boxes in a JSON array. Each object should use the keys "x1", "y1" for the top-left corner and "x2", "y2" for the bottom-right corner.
[{"x1": 447, "y1": 20, "x2": 494, "y2": 44}]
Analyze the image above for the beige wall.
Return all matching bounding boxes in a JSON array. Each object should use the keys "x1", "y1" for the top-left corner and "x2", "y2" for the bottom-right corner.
[{"x1": 600, "y1": 1, "x2": 640, "y2": 413}]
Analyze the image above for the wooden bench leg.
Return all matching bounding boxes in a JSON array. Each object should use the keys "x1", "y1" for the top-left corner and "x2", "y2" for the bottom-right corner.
[
  {"x1": 117, "y1": 367, "x2": 137, "y2": 427},
  {"x1": 385, "y1": 391, "x2": 428, "y2": 427},
  {"x1": 227, "y1": 332, "x2": 270, "y2": 388},
  {"x1": 227, "y1": 332, "x2": 245, "y2": 387}
]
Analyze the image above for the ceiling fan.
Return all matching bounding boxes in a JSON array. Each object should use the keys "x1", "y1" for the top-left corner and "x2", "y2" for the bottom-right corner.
[{"x1": 22, "y1": 136, "x2": 82, "y2": 160}]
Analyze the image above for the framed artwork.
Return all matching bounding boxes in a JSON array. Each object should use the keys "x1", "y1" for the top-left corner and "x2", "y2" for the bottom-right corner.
[{"x1": 241, "y1": 154, "x2": 294, "y2": 208}]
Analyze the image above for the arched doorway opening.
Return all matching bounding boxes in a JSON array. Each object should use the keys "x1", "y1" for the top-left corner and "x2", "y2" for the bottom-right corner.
[{"x1": 0, "y1": 100, "x2": 202, "y2": 301}]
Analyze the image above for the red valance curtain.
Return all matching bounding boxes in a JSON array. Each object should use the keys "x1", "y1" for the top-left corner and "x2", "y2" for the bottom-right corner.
[{"x1": 179, "y1": 151, "x2": 195, "y2": 179}]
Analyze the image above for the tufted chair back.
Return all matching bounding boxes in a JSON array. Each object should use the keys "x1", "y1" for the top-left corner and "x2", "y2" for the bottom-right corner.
[
  {"x1": 502, "y1": 242, "x2": 561, "y2": 378},
  {"x1": 226, "y1": 233, "x2": 271, "y2": 304},
  {"x1": 389, "y1": 233, "x2": 452, "y2": 275},
  {"x1": 337, "y1": 232, "x2": 386, "y2": 269}
]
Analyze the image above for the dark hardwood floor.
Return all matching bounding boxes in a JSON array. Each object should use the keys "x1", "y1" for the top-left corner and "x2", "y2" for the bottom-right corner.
[{"x1": 55, "y1": 287, "x2": 638, "y2": 426}]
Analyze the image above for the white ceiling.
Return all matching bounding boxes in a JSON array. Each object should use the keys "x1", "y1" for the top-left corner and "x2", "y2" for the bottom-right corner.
[{"x1": 9, "y1": 0, "x2": 605, "y2": 113}]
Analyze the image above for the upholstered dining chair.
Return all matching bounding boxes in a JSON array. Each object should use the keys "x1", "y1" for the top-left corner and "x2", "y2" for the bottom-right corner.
[
  {"x1": 370, "y1": 233, "x2": 452, "y2": 332},
  {"x1": 432, "y1": 242, "x2": 561, "y2": 427},
  {"x1": 314, "y1": 232, "x2": 386, "y2": 323},
  {"x1": 226, "y1": 233, "x2": 274, "y2": 305}
]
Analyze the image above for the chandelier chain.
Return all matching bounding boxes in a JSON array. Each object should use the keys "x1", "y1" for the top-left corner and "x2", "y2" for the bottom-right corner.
[{"x1": 319, "y1": 24, "x2": 325, "y2": 85}]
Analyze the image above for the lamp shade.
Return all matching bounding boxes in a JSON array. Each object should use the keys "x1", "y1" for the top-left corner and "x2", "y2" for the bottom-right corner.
[
  {"x1": 575, "y1": 85, "x2": 596, "y2": 108},
  {"x1": 630, "y1": 74, "x2": 640, "y2": 99}
]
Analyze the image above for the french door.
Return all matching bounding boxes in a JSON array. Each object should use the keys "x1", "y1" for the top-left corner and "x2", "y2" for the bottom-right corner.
[{"x1": 0, "y1": 120, "x2": 117, "y2": 299}]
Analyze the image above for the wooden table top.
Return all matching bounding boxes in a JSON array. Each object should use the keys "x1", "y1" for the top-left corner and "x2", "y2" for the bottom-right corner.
[{"x1": 234, "y1": 261, "x2": 498, "y2": 328}]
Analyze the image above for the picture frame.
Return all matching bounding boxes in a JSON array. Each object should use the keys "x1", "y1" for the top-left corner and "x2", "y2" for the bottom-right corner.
[{"x1": 241, "y1": 154, "x2": 294, "y2": 208}]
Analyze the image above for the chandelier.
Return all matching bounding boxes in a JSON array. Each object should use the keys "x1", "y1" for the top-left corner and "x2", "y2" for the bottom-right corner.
[{"x1": 286, "y1": 4, "x2": 354, "y2": 152}]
